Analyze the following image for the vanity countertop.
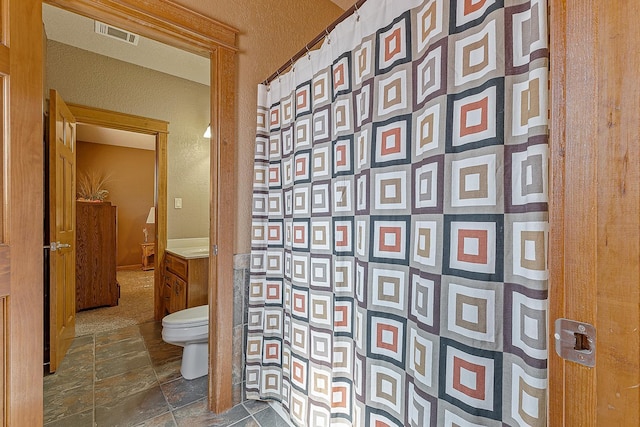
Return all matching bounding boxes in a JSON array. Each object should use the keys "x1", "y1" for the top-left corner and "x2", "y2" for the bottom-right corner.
[
  {"x1": 165, "y1": 246, "x2": 209, "y2": 259},
  {"x1": 166, "y1": 237, "x2": 209, "y2": 259}
]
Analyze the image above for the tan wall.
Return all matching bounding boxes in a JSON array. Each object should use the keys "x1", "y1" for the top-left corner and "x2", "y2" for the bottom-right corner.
[
  {"x1": 47, "y1": 0, "x2": 343, "y2": 254},
  {"x1": 46, "y1": 40, "x2": 210, "y2": 240},
  {"x1": 173, "y1": 0, "x2": 343, "y2": 254},
  {"x1": 77, "y1": 141, "x2": 155, "y2": 267}
]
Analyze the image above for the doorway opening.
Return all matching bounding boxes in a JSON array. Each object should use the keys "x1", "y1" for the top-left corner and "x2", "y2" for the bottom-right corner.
[
  {"x1": 41, "y1": 0, "x2": 238, "y2": 413},
  {"x1": 73, "y1": 115, "x2": 162, "y2": 337}
]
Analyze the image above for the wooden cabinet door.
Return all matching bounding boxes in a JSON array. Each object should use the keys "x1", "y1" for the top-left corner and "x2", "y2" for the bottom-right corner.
[{"x1": 169, "y1": 275, "x2": 187, "y2": 314}]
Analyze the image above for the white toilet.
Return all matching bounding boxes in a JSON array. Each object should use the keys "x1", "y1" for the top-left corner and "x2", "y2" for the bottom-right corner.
[{"x1": 161, "y1": 304, "x2": 209, "y2": 380}]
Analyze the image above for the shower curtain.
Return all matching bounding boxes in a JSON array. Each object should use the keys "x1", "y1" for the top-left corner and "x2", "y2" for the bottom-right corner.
[{"x1": 248, "y1": 0, "x2": 549, "y2": 425}]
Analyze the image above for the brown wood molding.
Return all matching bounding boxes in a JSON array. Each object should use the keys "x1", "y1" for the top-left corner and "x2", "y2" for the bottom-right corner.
[
  {"x1": 44, "y1": 0, "x2": 238, "y2": 54},
  {"x1": 208, "y1": 46, "x2": 236, "y2": 413},
  {"x1": 548, "y1": 0, "x2": 567, "y2": 424},
  {"x1": 67, "y1": 103, "x2": 169, "y2": 134},
  {"x1": 155, "y1": 132, "x2": 168, "y2": 322}
]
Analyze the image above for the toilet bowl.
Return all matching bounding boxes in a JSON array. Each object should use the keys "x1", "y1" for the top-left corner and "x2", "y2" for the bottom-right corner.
[{"x1": 161, "y1": 304, "x2": 209, "y2": 380}]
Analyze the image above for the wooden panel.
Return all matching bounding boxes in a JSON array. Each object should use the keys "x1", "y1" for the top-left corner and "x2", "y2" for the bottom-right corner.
[
  {"x1": 595, "y1": 0, "x2": 640, "y2": 423},
  {"x1": 8, "y1": 0, "x2": 44, "y2": 424},
  {"x1": 550, "y1": 1, "x2": 599, "y2": 425},
  {"x1": 75, "y1": 201, "x2": 118, "y2": 310},
  {"x1": 167, "y1": 273, "x2": 186, "y2": 314},
  {"x1": 549, "y1": 0, "x2": 640, "y2": 424},
  {"x1": 186, "y1": 257, "x2": 208, "y2": 308}
]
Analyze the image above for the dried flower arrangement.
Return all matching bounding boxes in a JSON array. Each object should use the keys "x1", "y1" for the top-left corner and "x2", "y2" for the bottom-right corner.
[{"x1": 77, "y1": 170, "x2": 111, "y2": 202}]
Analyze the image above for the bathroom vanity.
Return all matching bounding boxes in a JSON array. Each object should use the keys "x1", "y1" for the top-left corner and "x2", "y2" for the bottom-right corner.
[{"x1": 163, "y1": 249, "x2": 208, "y2": 315}]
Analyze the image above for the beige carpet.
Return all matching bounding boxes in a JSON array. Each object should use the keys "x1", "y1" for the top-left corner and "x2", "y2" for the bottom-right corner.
[{"x1": 75, "y1": 269, "x2": 155, "y2": 336}]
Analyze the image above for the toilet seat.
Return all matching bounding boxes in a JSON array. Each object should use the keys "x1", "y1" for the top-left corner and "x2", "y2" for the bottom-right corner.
[{"x1": 162, "y1": 305, "x2": 208, "y2": 329}]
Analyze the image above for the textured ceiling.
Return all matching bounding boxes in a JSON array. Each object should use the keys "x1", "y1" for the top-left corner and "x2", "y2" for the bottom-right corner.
[{"x1": 42, "y1": 3, "x2": 209, "y2": 86}]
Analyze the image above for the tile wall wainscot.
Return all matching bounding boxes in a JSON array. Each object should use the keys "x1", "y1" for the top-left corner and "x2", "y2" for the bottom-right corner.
[{"x1": 232, "y1": 253, "x2": 250, "y2": 404}]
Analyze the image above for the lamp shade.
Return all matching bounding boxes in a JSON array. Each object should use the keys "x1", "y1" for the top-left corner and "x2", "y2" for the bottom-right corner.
[{"x1": 146, "y1": 206, "x2": 155, "y2": 224}]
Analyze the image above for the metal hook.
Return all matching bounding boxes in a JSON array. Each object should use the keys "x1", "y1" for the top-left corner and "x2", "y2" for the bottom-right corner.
[
  {"x1": 290, "y1": 58, "x2": 295, "y2": 72},
  {"x1": 325, "y1": 28, "x2": 331, "y2": 45},
  {"x1": 306, "y1": 46, "x2": 311, "y2": 60},
  {"x1": 354, "y1": 3, "x2": 360, "y2": 21}
]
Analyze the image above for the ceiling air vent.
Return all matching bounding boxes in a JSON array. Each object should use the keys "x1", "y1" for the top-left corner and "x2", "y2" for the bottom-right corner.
[{"x1": 94, "y1": 21, "x2": 140, "y2": 46}]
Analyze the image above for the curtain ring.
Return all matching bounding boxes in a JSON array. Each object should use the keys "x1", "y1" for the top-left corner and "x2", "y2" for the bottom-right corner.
[
  {"x1": 325, "y1": 28, "x2": 331, "y2": 45},
  {"x1": 306, "y1": 46, "x2": 311, "y2": 60},
  {"x1": 354, "y1": 3, "x2": 360, "y2": 21}
]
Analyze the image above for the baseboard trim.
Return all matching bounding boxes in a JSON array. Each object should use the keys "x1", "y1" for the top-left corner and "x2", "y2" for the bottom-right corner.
[{"x1": 117, "y1": 264, "x2": 145, "y2": 271}]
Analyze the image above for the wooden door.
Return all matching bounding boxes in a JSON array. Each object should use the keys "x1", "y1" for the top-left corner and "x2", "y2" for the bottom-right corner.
[
  {"x1": 48, "y1": 89, "x2": 77, "y2": 373},
  {"x1": 549, "y1": 0, "x2": 640, "y2": 424}
]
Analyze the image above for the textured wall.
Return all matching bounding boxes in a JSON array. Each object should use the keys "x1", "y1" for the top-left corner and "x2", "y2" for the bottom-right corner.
[
  {"x1": 173, "y1": 0, "x2": 343, "y2": 254},
  {"x1": 77, "y1": 141, "x2": 155, "y2": 267},
  {"x1": 46, "y1": 40, "x2": 210, "y2": 239},
  {"x1": 47, "y1": 0, "x2": 343, "y2": 253}
]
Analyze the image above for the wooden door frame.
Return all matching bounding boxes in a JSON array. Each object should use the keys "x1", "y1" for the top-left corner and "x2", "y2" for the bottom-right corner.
[
  {"x1": 66, "y1": 103, "x2": 169, "y2": 313},
  {"x1": 44, "y1": 0, "x2": 239, "y2": 413}
]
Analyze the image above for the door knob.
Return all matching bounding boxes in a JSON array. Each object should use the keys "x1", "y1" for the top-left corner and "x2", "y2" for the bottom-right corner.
[{"x1": 49, "y1": 242, "x2": 71, "y2": 251}]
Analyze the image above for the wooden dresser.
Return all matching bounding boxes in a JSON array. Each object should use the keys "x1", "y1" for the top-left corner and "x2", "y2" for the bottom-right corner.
[{"x1": 76, "y1": 201, "x2": 119, "y2": 311}]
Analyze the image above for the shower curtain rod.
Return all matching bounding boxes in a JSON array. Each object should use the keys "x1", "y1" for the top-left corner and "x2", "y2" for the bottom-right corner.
[{"x1": 264, "y1": 0, "x2": 368, "y2": 85}]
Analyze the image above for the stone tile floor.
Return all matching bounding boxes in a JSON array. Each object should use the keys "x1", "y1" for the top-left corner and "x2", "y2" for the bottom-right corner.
[{"x1": 44, "y1": 321, "x2": 291, "y2": 427}]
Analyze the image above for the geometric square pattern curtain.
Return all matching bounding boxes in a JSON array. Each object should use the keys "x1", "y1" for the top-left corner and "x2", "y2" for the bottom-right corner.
[{"x1": 248, "y1": 0, "x2": 549, "y2": 425}]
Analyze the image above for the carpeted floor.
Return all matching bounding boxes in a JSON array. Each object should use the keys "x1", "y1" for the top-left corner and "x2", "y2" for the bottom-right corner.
[{"x1": 75, "y1": 269, "x2": 155, "y2": 336}]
